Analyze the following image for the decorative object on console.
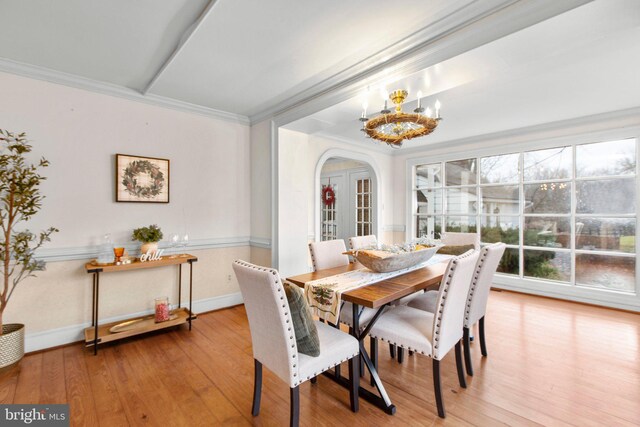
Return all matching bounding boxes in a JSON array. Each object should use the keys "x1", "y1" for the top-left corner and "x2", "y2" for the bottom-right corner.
[
  {"x1": 155, "y1": 296, "x2": 171, "y2": 323},
  {"x1": 132, "y1": 224, "x2": 163, "y2": 255},
  {"x1": 116, "y1": 154, "x2": 169, "y2": 203},
  {"x1": 345, "y1": 238, "x2": 443, "y2": 273},
  {"x1": 359, "y1": 89, "x2": 441, "y2": 147},
  {"x1": 0, "y1": 129, "x2": 58, "y2": 368},
  {"x1": 97, "y1": 233, "x2": 115, "y2": 264},
  {"x1": 113, "y1": 246, "x2": 125, "y2": 263}
]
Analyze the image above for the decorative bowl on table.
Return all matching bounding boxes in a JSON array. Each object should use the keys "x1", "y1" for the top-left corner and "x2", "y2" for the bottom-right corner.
[{"x1": 346, "y1": 241, "x2": 443, "y2": 273}]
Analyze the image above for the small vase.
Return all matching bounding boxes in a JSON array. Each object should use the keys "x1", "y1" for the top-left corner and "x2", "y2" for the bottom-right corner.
[
  {"x1": 155, "y1": 297, "x2": 171, "y2": 323},
  {"x1": 0, "y1": 324, "x2": 25, "y2": 368},
  {"x1": 140, "y1": 242, "x2": 158, "y2": 255}
]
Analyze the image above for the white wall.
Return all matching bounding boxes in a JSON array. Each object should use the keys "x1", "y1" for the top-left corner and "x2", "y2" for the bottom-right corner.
[
  {"x1": 0, "y1": 71, "x2": 252, "y2": 350},
  {"x1": 277, "y1": 128, "x2": 312, "y2": 277},
  {"x1": 250, "y1": 119, "x2": 272, "y2": 242},
  {"x1": 275, "y1": 130, "x2": 396, "y2": 276}
]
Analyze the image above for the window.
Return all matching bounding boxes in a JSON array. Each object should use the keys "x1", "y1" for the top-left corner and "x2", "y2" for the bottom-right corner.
[
  {"x1": 412, "y1": 138, "x2": 637, "y2": 295},
  {"x1": 355, "y1": 178, "x2": 372, "y2": 236}
]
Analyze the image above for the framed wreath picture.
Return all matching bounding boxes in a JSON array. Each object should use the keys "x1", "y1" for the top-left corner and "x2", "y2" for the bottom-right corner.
[{"x1": 115, "y1": 154, "x2": 170, "y2": 203}]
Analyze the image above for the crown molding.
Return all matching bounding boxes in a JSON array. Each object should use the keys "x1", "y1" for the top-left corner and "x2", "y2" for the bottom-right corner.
[
  {"x1": 0, "y1": 57, "x2": 250, "y2": 125},
  {"x1": 250, "y1": 0, "x2": 591, "y2": 125},
  {"x1": 395, "y1": 106, "x2": 640, "y2": 157},
  {"x1": 311, "y1": 133, "x2": 393, "y2": 155}
]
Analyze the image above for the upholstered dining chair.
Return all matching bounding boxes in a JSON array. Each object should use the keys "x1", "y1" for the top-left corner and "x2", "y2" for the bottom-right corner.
[
  {"x1": 441, "y1": 232, "x2": 481, "y2": 250},
  {"x1": 342, "y1": 235, "x2": 380, "y2": 331},
  {"x1": 407, "y1": 242, "x2": 506, "y2": 376},
  {"x1": 393, "y1": 233, "x2": 480, "y2": 363},
  {"x1": 308, "y1": 239, "x2": 350, "y2": 271},
  {"x1": 348, "y1": 234, "x2": 378, "y2": 250},
  {"x1": 308, "y1": 239, "x2": 378, "y2": 381},
  {"x1": 368, "y1": 250, "x2": 479, "y2": 418},
  {"x1": 232, "y1": 260, "x2": 360, "y2": 427},
  {"x1": 348, "y1": 234, "x2": 421, "y2": 362}
]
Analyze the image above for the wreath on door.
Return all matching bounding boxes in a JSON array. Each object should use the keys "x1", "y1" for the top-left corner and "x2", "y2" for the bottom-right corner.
[{"x1": 322, "y1": 184, "x2": 335, "y2": 206}]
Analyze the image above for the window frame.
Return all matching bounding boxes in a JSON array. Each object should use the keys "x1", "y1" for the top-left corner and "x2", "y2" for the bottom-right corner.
[{"x1": 406, "y1": 127, "x2": 640, "y2": 311}]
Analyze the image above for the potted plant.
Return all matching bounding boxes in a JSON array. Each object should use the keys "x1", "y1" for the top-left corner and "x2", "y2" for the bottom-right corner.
[
  {"x1": 132, "y1": 224, "x2": 163, "y2": 254},
  {"x1": 0, "y1": 129, "x2": 57, "y2": 368}
]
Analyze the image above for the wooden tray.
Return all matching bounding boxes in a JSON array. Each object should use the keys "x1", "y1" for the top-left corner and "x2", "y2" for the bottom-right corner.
[
  {"x1": 348, "y1": 245, "x2": 442, "y2": 273},
  {"x1": 109, "y1": 313, "x2": 179, "y2": 333},
  {"x1": 84, "y1": 307, "x2": 194, "y2": 346}
]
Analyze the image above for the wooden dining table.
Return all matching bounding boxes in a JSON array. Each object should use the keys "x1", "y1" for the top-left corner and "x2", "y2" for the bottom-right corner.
[{"x1": 286, "y1": 256, "x2": 450, "y2": 415}]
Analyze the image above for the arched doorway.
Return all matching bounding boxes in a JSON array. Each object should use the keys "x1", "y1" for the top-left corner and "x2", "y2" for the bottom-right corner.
[{"x1": 314, "y1": 149, "x2": 381, "y2": 247}]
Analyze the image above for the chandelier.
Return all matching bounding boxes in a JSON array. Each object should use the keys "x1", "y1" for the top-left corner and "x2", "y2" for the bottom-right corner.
[{"x1": 359, "y1": 89, "x2": 441, "y2": 148}]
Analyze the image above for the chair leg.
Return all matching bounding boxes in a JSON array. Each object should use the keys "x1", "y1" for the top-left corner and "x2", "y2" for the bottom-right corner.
[
  {"x1": 479, "y1": 316, "x2": 488, "y2": 357},
  {"x1": 389, "y1": 343, "x2": 396, "y2": 358},
  {"x1": 290, "y1": 386, "x2": 299, "y2": 427},
  {"x1": 348, "y1": 355, "x2": 360, "y2": 412},
  {"x1": 463, "y1": 327, "x2": 473, "y2": 376},
  {"x1": 369, "y1": 337, "x2": 378, "y2": 386},
  {"x1": 252, "y1": 359, "x2": 262, "y2": 416},
  {"x1": 397, "y1": 347, "x2": 404, "y2": 364},
  {"x1": 432, "y1": 359, "x2": 445, "y2": 418},
  {"x1": 454, "y1": 341, "x2": 467, "y2": 389}
]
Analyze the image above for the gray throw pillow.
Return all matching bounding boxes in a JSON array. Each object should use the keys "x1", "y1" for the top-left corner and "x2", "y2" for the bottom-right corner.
[
  {"x1": 283, "y1": 281, "x2": 320, "y2": 357},
  {"x1": 438, "y1": 244, "x2": 476, "y2": 256}
]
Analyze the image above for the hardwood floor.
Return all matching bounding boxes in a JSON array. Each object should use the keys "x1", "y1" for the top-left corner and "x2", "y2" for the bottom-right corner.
[{"x1": 1, "y1": 290, "x2": 638, "y2": 426}]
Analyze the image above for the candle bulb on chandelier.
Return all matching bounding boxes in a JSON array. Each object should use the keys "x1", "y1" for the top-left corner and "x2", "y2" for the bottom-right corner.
[
  {"x1": 417, "y1": 91, "x2": 422, "y2": 109},
  {"x1": 425, "y1": 107, "x2": 433, "y2": 118},
  {"x1": 435, "y1": 99, "x2": 441, "y2": 119},
  {"x1": 361, "y1": 102, "x2": 368, "y2": 119}
]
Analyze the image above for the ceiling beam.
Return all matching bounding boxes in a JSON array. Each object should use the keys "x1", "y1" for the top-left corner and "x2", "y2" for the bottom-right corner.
[
  {"x1": 252, "y1": 0, "x2": 593, "y2": 125},
  {"x1": 142, "y1": 0, "x2": 220, "y2": 95}
]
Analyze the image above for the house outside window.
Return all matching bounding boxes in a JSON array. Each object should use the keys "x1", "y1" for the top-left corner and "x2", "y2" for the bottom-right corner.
[{"x1": 410, "y1": 136, "x2": 638, "y2": 304}]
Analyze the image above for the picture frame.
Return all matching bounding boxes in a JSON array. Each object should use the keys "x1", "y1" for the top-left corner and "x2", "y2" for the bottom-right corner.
[{"x1": 115, "y1": 154, "x2": 170, "y2": 203}]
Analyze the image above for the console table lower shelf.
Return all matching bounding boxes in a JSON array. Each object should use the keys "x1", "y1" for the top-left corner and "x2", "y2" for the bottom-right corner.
[{"x1": 83, "y1": 307, "x2": 196, "y2": 347}]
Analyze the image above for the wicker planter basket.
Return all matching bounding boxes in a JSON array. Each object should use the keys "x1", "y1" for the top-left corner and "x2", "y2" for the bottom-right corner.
[
  {"x1": 350, "y1": 245, "x2": 442, "y2": 273},
  {"x1": 0, "y1": 324, "x2": 25, "y2": 369}
]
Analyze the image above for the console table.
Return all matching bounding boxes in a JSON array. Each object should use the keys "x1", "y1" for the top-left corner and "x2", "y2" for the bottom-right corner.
[{"x1": 84, "y1": 254, "x2": 198, "y2": 355}]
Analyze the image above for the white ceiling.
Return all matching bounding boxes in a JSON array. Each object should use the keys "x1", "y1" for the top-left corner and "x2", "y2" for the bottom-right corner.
[
  {"x1": 285, "y1": 0, "x2": 640, "y2": 150},
  {"x1": 0, "y1": 0, "x2": 496, "y2": 117},
  {"x1": 0, "y1": 0, "x2": 634, "y2": 136},
  {"x1": 0, "y1": 0, "x2": 210, "y2": 90}
]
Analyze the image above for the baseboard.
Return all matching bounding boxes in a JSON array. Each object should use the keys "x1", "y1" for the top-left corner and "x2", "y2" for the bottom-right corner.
[{"x1": 24, "y1": 292, "x2": 244, "y2": 353}]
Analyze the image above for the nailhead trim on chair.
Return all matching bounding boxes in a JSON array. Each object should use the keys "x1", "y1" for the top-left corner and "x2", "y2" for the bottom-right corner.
[
  {"x1": 295, "y1": 351, "x2": 359, "y2": 387},
  {"x1": 464, "y1": 246, "x2": 488, "y2": 324},
  {"x1": 432, "y1": 251, "x2": 477, "y2": 359},
  {"x1": 235, "y1": 259, "x2": 360, "y2": 388},
  {"x1": 308, "y1": 243, "x2": 318, "y2": 271},
  {"x1": 234, "y1": 260, "x2": 300, "y2": 386}
]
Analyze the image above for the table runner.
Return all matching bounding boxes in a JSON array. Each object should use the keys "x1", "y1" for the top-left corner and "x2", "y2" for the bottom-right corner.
[{"x1": 303, "y1": 254, "x2": 450, "y2": 324}]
